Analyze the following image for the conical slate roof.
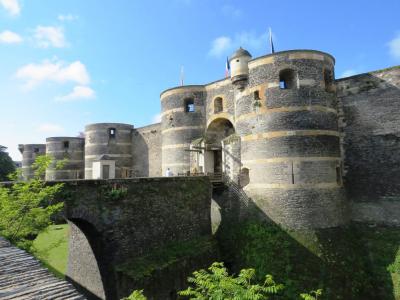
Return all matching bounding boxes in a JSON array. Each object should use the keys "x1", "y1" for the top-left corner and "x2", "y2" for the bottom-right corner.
[{"x1": 230, "y1": 47, "x2": 252, "y2": 60}]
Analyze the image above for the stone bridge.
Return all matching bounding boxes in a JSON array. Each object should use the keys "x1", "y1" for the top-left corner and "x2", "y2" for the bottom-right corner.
[{"x1": 59, "y1": 176, "x2": 213, "y2": 300}]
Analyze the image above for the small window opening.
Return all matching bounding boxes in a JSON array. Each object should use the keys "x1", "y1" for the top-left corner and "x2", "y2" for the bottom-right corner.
[
  {"x1": 254, "y1": 90, "x2": 260, "y2": 100},
  {"x1": 236, "y1": 59, "x2": 240, "y2": 62},
  {"x1": 214, "y1": 97, "x2": 223, "y2": 113},
  {"x1": 324, "y1": 68, "x2": 334, "y2": 92},
  {"x1": 279, "y1": 69, "x2": 297, "y2": 89},
  {"x1": 34, "y1": 148, "x2": 39, "y2": 153},
  {"x1": 63, "y1": 141, "x2": 69, "y2": 149},
  {"x1": 184, "y1": 98, "x2": 195, "y2": 113},
  {"x1": 291, "y1": 161, "x2": 295, "y2": 184},
  {"x1": 109, "y1": 128, "x2": 116, "y2": 138},
  {"x1": 336, "y1": 165, "x2": 342, "y2": 185}
]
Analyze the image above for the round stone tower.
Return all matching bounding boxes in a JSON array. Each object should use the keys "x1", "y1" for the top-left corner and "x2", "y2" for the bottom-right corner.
[
  {"x1": 235, "y1": 50, "x2": 346, "y2": 229},
  {"x1": 160, "y1": 86, "x2": 206, "y2": 175},
  {"x1": 18, "y1": 144, "x2": 46, "y2": 180},
  {"x1": 45, "y1": 137, "x2": 85, "y2": 180},
  {"x1": 84, "y1": 123, "x2": 133, "y2": 179}
]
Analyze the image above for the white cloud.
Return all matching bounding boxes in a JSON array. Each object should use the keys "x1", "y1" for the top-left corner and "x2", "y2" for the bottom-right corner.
[
  {"x1": 0, "y1": 30, "x2": 22, "y2": 44},
  {"x1": 55, "y1": 86, "x2": 95, "y2": 102},
  {"x1": 209, "y1": 31, "x2": 268, "y2": 58},
  {"x1": 15, "y1": 59, "x2": 91, "y2": 89},
  {"x1": 152, "y1": 113, "x2": 162, "y2": 123},
  {"x1": 388, "y1": 33, "x2": 400, "y2": 60},
  {"x1": 58, "y1": 14, "x2": 79, "y2": 22},
  {"x1": 37, "y1": 123, "x2": 64, "y2": 133},
  {"x1": 340, "y1": 69, "x2": 357, "y2": 78},
  {"x1": 209, "y1": 36, "x2": 232, "y2": 57},
  {"x1": 33, "y1": 26, "x2": 67, "y2": 48},
  {"x1": 0, "y1": 0, "x2": 20, "y2": 16}
]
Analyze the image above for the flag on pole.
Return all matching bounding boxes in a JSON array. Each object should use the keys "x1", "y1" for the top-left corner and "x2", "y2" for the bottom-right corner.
[
  {"x1": 225, "y1": 57, "x2": 230, "y2": 78},
  {"x1": 180, "y1": 66, "x2": 184, "y2": 86},
  {"x1": 269, "y1": 27, "x2": 275, "y2": 54}
]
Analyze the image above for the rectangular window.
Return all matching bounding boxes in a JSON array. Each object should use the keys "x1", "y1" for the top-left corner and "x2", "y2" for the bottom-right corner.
[
  {"x1": 254, "y1": 90, "x2": 260, "y2": 100},
  {"x1": 63, "y1": 141, "x2": 69, "y2": 149},
  {"x1": 34, "y1": 148, "x2": 39, "y2": 153}
]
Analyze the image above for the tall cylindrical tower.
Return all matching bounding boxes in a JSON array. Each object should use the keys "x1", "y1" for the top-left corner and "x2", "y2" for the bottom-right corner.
[
  {"x1": 84, "y1": 123, "x2": 133, "y2": 179},
  {"x1": 160, "y1": 86, "x2": 206, "y2": 175},
  {"x1": 235, "y1": 50, "x2": 346, "y2": 229},
  {"x1": 18, "y1": 144, "x2": 46, "y2": 180},
  {"x1": 45, "y1": 137, "x2": 85, "y2": 180}
]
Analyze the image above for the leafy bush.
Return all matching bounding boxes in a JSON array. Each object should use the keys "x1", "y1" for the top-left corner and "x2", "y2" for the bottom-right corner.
[
  {"x1": 123, "y1": 262, "x2": 322, "y2": 299},
  {"x1": 179, "y1": 262, "x2": 284, "y2": 299},
  {"x1": 121, "y1": 289, "x2": 147, "y2": 300},
  {"x1": 0, "y1": 155, "x2": 64, "y2": 251}
]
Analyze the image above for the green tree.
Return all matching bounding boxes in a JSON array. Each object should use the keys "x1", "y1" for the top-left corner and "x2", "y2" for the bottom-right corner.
[
  {"x1": 300, "y1": 289, "x2": 323, "y2": 300},
  {"x1": 123, "y1": 262, "x2": 323, "y2": 300},
  {"x1": 0, "y1": 155, "x2": 64, "y2": 251},
  {"x1": 121, "y1": 290, "x2": 147, "y2": 300},
  {"x1": 179, "y1": 262, "x2": 284, "y2": 299},
  {"x1": 0, "y1": 145, "x2": 15, "y2": 181}
]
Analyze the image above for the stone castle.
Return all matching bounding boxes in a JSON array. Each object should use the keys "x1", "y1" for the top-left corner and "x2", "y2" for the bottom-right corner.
[{"x1": 18, "y1": 47, "x2": 400, "y2": 230}]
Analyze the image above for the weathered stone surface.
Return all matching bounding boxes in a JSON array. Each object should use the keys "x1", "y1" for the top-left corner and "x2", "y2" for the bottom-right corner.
[
  {"x1": 46, "y1": 137, "x2": 85, "y2": 180},
  {"x1": 132, "y1": 123, "x2": 162, "y2": 177},
  {"x1": 59, "y1": 177, "x2": 213, "y2": 299},
  {"x1": 337, "y1": 66, "x2": 400, "y2": 225}
]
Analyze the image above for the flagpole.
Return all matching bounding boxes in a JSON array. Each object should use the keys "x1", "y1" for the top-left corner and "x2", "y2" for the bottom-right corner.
[
  {"x1": 180, "y1": 66, "x2": 184, "y2": 86},
  {"x1": 225, "y1": 57, "x2": 230, "y2": 78},
  {"x1": 269, "y1": 27, "x2": 275, "y2": 54}
]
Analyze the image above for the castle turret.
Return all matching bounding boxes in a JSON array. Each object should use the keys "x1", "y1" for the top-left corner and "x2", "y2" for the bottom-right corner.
[
  {"x1": 18, "y1": 144, "x2": 46, "y2": 180},
  {"x1": 84, "y1": 123, "x2": 133, "y2": 179},
  {"x1": 160, "y1": 86, "x2": 206, "y2": 175},
  {"x1": 45, "y1": 137, "x2": 85, "y2": 180},
  {"x1": 235, "y1": 50, "x2": 346, "y2": 229},
  {"x1": 229, "y1": 47, "x2": 252, "y2": 88}
]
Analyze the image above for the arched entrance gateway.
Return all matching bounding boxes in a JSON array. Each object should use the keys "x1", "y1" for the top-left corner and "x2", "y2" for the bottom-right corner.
[{"x1": 190, "y1": 118, "x2": 241, "y2": 182}]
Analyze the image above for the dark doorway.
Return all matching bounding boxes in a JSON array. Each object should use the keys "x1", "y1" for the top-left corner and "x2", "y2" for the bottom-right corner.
[
  {"x1": 102, "y1": 165, "x2": 110, "y2": 179},
  {"x1": 214, "y1": 150, "x2": 222, "y2": 173}
]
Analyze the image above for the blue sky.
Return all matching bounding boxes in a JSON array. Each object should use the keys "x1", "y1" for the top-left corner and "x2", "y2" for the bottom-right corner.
[{"x1": 1, "y1": 0, "x2": 399, "y2": 160}]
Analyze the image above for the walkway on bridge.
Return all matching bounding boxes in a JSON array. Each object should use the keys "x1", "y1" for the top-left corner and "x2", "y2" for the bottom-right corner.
[{"x1": 0, "y1": 237, "x2": 85, "y2": 300}]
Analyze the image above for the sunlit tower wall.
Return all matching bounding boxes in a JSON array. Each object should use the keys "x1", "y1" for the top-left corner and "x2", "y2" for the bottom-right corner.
[
  {"x1": 84, "y1": 123, "x2": 133, "y2": 179},
  {"x1": 45, "y1": 137, "x2": 85, "y2": 180},
  {"x1": 160, "y1": 86, "x2": 206, "y2": 175},
  {"x1": 233, "y1": 49, "x2": 347, "y2": 229},
  {"x1": 18, "y1": 144, "x2": 46, "y2": 180}
]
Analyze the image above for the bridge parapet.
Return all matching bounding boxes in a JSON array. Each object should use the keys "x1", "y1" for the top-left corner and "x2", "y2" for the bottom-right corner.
[{"x1": 58, "y1": 176, "x2": 213, "y2": 299}]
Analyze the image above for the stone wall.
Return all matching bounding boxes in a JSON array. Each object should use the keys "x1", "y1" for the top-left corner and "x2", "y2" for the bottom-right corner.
[
  {"x1": 62, "y1": 177, "x2": 213, "y2": 299},
  {"x1": 337, "y1": 66, "x2": 400, "y2": 225},
  {"x1": 132, "y1": 123, "x2": 162, "y2": 177}
]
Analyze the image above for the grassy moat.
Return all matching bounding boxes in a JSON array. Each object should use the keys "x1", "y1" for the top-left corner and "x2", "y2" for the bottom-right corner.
[
  {"x1": 30, "y1": 222, "x2": 400, "y2": 299},
  {"x1": 33, "y1": 224, "x2": 69, "y2": 278}
]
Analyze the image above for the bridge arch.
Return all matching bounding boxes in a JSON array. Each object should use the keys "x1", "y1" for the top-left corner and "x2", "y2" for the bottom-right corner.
[{"x1": 66, "y1": 210, "x2": 115, "y2": 300}]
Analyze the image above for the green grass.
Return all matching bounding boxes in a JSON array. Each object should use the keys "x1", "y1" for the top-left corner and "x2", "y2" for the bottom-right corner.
[{"x1": 32, "y1": 224, "x2": 69, "y2": 278}]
